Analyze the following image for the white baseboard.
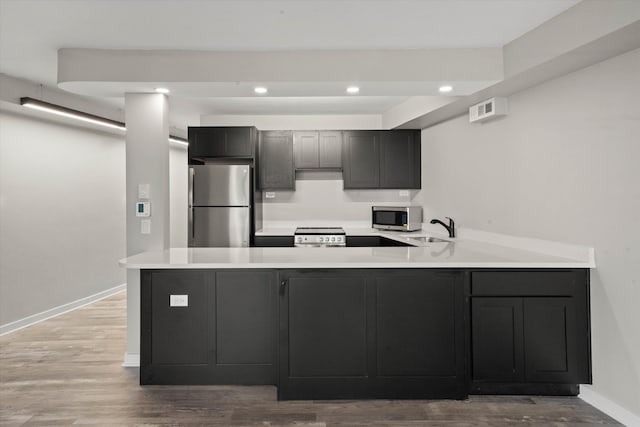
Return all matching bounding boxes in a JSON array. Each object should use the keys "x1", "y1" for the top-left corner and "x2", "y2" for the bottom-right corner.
[
  {"x1": 122, "y1": 352, "x2": 140, "y2": 367},
  {"x1": 0, "y1": 283, "x2": 126, "y2": 336},
  {"x1": 580, "y1": 386, "x2": 640, "y2": 426}
]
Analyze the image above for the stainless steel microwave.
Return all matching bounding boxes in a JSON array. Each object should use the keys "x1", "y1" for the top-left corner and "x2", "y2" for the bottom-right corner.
[{"x1": 372, "y1": 206, "x2": 422, "y2": 232}]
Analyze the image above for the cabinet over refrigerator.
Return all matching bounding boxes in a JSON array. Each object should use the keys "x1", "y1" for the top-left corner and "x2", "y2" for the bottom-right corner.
[{"x1": 189, "y1": 164, "x2": 251, "y2": 247}]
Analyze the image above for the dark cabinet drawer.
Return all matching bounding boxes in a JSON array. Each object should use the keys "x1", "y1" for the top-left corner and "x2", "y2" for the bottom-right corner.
[{"x1": 471, "y1": 271, "x2": 580, "y2": 296}]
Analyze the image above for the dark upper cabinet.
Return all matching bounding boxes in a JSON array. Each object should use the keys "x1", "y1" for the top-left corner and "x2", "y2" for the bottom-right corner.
[
  {"x1": 188, "y1": 127, "x2": 256, "y2": 159},
  {"x1": 259, "y1": 131, "x2": 294, "y2": 190},
  {"x1": 318, "y1": 131, "x2": 342, "y2": 168},
  {"x1": 379, "y1": 130, "x2": 421, "y2": 189},
  {"x1": 342, "y1": 130, "x2": 421, "y2": 189},
  {"x1": 342, "y1": 131, "x2": 380, "y2": 188},
  {"x1": 293, "y1": 131, "x2": 342, "y2": 169},
  {"x1": 470, "y1": 270, "x2": 591, "y2": 390}
]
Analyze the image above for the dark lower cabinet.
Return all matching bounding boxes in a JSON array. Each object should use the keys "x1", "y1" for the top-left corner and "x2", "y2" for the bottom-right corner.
[
  {"x1": 140, "y1": 267, "x2": 591, "y2": 400},
  {"x1": 278, "y1": 269, "x2": 466, "y2": 400},
  {"x1": 141, "y1": 269, "x2": 277, "y2": 385},
  {"x1": 469, "y1": 270, "x2": 591, "y2": 395}
]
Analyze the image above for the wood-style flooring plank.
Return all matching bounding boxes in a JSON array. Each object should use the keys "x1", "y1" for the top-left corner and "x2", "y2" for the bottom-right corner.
[{"x1": 0, "y1": 291, "x2": 621, "y2": 426}]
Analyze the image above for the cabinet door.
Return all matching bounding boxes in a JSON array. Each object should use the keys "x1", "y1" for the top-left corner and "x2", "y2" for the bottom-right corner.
[
  {"x1": 259, "y1": 131, "x2": 294, "y2": 190},
  {"x1": 376, "y1": 272, "x2": 459, "y2": 377},
  {"x1": 471, "y1": 297, "x2": 524, "y2": 382},
  {"x1": 342, "y1": 131, "x2": 379, "y2": 188},
  {"x1": 286, "y1": 275, "x2": 368, "y2": 377},
  {"x1": 189, "y1": 127, "x2": 227, "y2": 157},
  {"x1": 188, "y1": 127, "x2": 254, "y2": 158},
  {"x1": 524, "y1": 297, "x2": 582, "y2": 383},
  {"x1": 146, "y1": 270, "x2": 209, "y2": 366},
  {"x1": 293, "y1": 131, "x2": 319, "y2": 169},
  {"x1": 379, "y1": 130, "x2": 421, "y2": 189},
  {"x1": 318, "y1": 131, "x2": 342, "y2": 168},
  {"x1": 224, "y1": 127, "x2": 254, "y2": 157}
]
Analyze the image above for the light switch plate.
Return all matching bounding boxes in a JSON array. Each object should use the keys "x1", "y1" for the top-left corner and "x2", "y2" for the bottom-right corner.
[
  {"x1": 141, "y1": 219, "x2": 151, "y2": 234},
  {"x1": 138, "y1": 184, "x2": 150, "y2": 199},
  {"x1": 170, "y1": 294, "x2": 188, "y2": 307}
]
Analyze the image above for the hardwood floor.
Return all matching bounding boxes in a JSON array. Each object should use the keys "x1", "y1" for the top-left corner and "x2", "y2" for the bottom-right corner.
[{"x1": 0, "y1": 291, "x2": 620, "y2": 426}]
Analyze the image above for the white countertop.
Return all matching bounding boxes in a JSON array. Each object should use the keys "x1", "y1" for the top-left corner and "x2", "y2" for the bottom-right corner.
[{"x1": 119, "y1": 239, "x2": 593, "y2": 270}]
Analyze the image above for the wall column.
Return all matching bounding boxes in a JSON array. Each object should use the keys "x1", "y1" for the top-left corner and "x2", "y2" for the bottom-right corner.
[{"x1": 123, "y1": 93, "x2": 170, "y2": 366}]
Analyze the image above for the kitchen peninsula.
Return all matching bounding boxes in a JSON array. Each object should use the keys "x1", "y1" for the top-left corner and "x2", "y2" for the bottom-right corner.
[{"x1": 121, "y1": 233, "x2": 593, "y2": 400}]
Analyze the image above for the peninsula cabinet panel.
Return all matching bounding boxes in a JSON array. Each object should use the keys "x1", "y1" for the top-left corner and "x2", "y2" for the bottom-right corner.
[
  {"x1": 286, "y1": 275, "x2": 368, "y2": 378},
  {"x1": 376, "y1": 272, "x2": 459, "y2": 377},
  {"x1": 278, "y1": 269, "x2": 466, "y2": 400},
  {"x1": 141, "y1": 269, "x2": 278, "y2": 385},
  {"x1": 259, "y1": 130, "x2": 294, "y2": 190},
  {"x1": 379, "y1": 130, "x2": 421, "y2": 189},
  {"x1": 523, "y1": 297, "x2": 580, "y2": 383},
  {"x1": 471, "y1": 297, "x2": 524, "y2": 382},
  {"x1": 215, "y1": 271, "x2": 277, "y2": 366},
  {"x1": 147, "y1": 270, "x2": 209, "y2": 366},
  {"x1": 469, "y1": 269, "x2": 591, "y2": 395}
]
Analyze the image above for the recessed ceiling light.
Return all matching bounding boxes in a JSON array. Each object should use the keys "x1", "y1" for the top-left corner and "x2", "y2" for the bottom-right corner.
[
  {"x1": 346, "y1": 86, "x2": 360, "y2": 94},
  {"x1": 155, "y1": 87, "x2": 170, "y2": 94},
  {"x1": 254, "y1": 86, "x2": 268, "y2": 94},
  {"x1": 439, "y1": 85, "x2": 453, "y2": 93}
]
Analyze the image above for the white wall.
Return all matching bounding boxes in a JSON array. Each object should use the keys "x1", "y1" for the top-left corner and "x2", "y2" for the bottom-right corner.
[
  {"x1": 169, "y1": 142, "x2": 188, "y2": 247},
  {"x1": 417, "y1": 49, "x2": 640, "y2": 419},
  {"x1": 0, "y1": 110, "x2": 126, "y2": 325}
]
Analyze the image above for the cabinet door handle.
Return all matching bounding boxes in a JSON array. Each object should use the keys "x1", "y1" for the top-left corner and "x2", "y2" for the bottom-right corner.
[{"x1": 279, "y1": 280, "x2": 287, "y2": 295}]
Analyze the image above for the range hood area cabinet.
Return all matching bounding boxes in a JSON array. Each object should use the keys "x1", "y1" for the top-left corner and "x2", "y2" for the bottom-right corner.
[
  {"x1": 258, "y1": 130, "x2": 295, "y2": 190},
  {"x1": 293, "y1": 131, "x2": 342, "y2": 169},
  {"x1": 342, "y1": 130, "x2": 421, "y2": 189},
  {"x1": 188, "y1": 126, "x2": 257, "y2": 161}
]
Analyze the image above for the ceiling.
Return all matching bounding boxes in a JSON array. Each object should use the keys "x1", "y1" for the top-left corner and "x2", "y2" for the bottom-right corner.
[{"x1": 0, "y1": 0, "x2": 580, "y2": 127}]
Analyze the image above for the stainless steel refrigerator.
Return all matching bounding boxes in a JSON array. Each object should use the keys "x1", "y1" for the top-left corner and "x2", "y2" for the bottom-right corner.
[{"x1": 189, "y1": 164, "x2": 251, "y2": 247}]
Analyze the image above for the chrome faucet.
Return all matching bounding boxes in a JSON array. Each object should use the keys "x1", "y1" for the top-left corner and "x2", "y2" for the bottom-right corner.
[{"x1": 430, "y1": 217, "x2": 455, "y2": 238}]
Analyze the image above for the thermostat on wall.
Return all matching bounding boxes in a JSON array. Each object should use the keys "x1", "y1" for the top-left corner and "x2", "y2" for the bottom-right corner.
[{"x1": 136, "y1": 201, "x2": 151, "y2": 217}]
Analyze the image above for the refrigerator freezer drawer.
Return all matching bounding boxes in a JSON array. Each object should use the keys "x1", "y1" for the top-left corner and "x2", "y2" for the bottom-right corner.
[
  {"x1": 191, "y1": 207, "x2": 250, "y2": 247},
  {"x1": 190, "y1": 164, "x2": 250, "y2": 206}
]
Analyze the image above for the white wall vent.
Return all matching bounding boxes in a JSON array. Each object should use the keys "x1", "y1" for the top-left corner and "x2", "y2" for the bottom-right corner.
[{"x1": 469, "y1": 97, "x2": 508, "y2": 123}]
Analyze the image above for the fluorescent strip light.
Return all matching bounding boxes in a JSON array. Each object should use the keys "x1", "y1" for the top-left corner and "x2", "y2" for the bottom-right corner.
[
  {"x1": 169, "y1": 136, "x2": 189, "y2": 146},
  {"x1": 20, "y1": 97, "x2": 126, "y2": 130},
  {"x1": 21, "y1": 97, "x2": 187, "y2": 146}
]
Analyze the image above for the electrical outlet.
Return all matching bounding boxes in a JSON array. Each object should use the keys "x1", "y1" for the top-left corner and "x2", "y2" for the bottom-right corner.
[
  {"x1": 265, "y1": 192, "x2": 276, "y2": 199},
  {"x1": 170, "y1": 294, "x2": 188, "y2": 307},
  {"x1": 399, "y1": 190, "x2": 409, "y2": 197},
  {"x1": 141, "y1": 219, "x2": 151, "y2": 234}
]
